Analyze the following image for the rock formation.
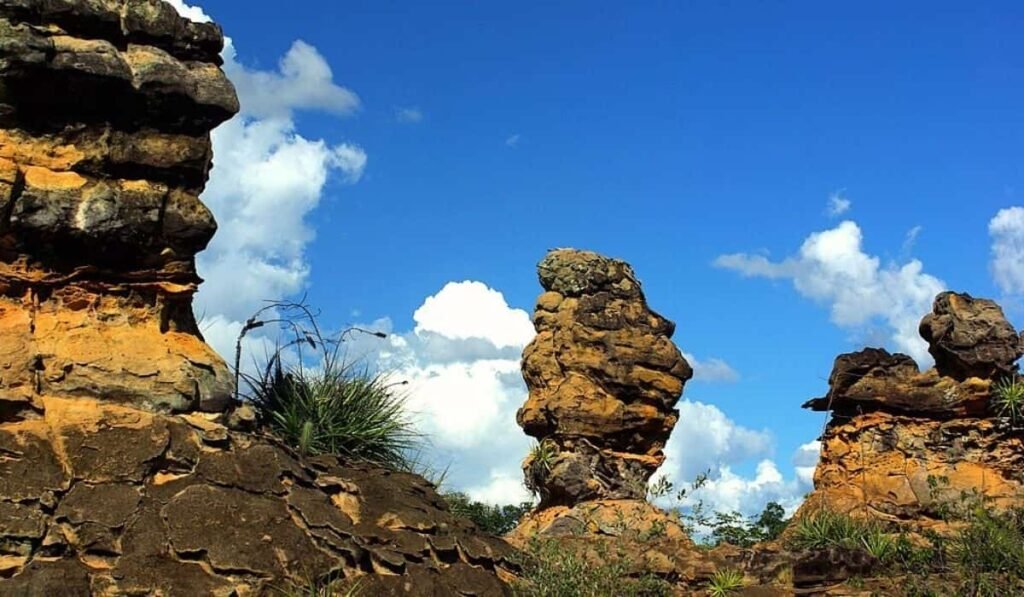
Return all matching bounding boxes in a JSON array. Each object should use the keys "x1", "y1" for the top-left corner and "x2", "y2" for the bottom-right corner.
[
  {"x1": 800, "y1": 291, "x2": 1024, "y2": 524},
  {"x1": 0, "y1": 2, "x2": 513, "y2": 593},
  {"x1": 0, "y1": 0, "x2": 237, "y2": 417},
  {"x1": 517, "y1": 248, "x2": 693, "y2": 505},
  {"x1": 508, "y1": 249, "x2": 715, "y2": 589}
]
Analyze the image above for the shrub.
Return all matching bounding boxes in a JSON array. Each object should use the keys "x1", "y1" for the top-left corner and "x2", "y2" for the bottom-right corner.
[
  {"x1": 788, "y1": 509, "x2": 885, "y2": 553},
  {"x1": 993, "y1": 376, "x2": 1024, "y2": 426},
  {"x1": 513, "y1": 538, "x2": 671, "y2": 597},
  {"x1": 244, "y1": 347, "x2": 419, "y2": 469},
  {"x1": 708, "y1": 568, "x2": 744, "y2": 597},
  {"x1": 443, "y1": 492, "x2": 533, "y2": 535}
]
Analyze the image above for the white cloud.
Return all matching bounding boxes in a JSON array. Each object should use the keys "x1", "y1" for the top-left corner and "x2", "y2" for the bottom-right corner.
[
  {"x1": 682, "y1": 352, "x2": 739, "y2": 383},
  {"x1": 413, "y1": 281, "x2": 535, "y2": 349},
  {"x1": 714, "y1": 220, "x2": 945, "y2": 365},
  {"x1": 223, "y1": 40, "x2": 360, "y2": 120},
  {"x1": 505, "y1": 134, "x2": 521, "y2": 148},
  {"x1": 793, "y1": 440, "x2": 821, "y2": 489},
  {"x1": 395, "y1": 107, "x2": 424, "y2": 123},
  {"x1": 343, "y1": 283, "x2": 534, "y2": 503},
  {"x1": 467, "y1": 470, "x2": 535, "y2": 506},
  {"x1": 164, "y1": 0, "x2": 211, "y2": 22},
  {"x1": 169, "y1": 5, "x2": 366, "y2": 359},
  {"x1": 826, "y1": 191, "x2": 851, "y2": 217},
  {"x1": 989, "y1": 206, "x2": 1024, "y2": 295},
  {"x1": 902, "y1": 225, "x2": 923, "y2": 257},
  {"x1": 654, "y1": 401, "x2": 815, "y2": 516}
]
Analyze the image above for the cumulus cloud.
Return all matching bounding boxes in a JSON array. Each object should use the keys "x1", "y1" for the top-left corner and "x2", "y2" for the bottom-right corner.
[
  {"x1": 989, "y1": 207, "x2": 1024, "y2": 295},
  {"x1": 826, "y1": 191, "x2": 851, "y2": 217},
  {"x1": 655, "y1": 401, "x2": 816, "y2": 515},
  {"x1": 413, "y1": 281, "x2": 535, "y2": 349},
  {"x1": 714, "y1": 220, "x2": 945, "y2": 365},
  {"x1": 344, "y1": 282, "x2": 536, "y2": 504},
  {"x1": 505, "y1": 134, "x2": 521, "y2": 148},
  {"x1": 165, "y1": 1, "x2": 367, "y2": 358},
  {"x1": 224, "y1": 40, "x2": 361, "y2": 120},
  {"x1": 395, "y1": 107, "x2": 424, "y2": 123},
  {"x1": 682, "y1": 352, "x2": 739, "y2": 383}
]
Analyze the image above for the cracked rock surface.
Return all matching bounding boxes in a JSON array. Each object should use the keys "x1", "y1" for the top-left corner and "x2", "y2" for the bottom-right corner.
[{"x1": 0, "y1": 397, "x2": 514, "y2": 595}]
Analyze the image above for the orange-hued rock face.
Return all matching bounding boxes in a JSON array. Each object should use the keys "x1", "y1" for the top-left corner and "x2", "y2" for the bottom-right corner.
[
  {"x1": 517, "y1": 249, "x2": 693, "y2": 506},
  {"x1": 0, "y1": 0, "x2": 238, "y2": 415},
  {"x1": 799, "y1": 292, "x2": 1024, "y2": 526}
]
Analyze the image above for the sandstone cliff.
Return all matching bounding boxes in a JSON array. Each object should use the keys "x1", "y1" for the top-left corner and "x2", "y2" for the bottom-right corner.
[
  {"x1": 800, "y1": 291, "x2": 1024, "y2": 525},
  {"x1": 0, "y1": 2, "x2": 513, "y2": 594}
]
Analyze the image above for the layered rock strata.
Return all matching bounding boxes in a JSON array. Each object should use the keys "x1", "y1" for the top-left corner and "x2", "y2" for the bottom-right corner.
[
  {"x1": 800, "y1": 291, "x2": 1024, "y2": 523},
  {"x1": 509, "y1": 249, "x2": 715, "y2": 590},
  {"x1": 0, "y1": 0, "x2": 237, "y2": 416},
  {"x1": 517, "y1": 248, "x2": 693, "y2": 506},
  {"x1": 0, "y1": 3, "x2": 515, "y2": 594}
]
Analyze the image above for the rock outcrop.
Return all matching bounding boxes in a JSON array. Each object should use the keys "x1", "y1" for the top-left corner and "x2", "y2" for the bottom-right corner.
[
  {"x1": 0, "y1": 0, "x2": 237, "y2": 417},
  {"x1": 0, "y1": 397, "x2": 514, "y2": 595},
  {"x1": 509, "y1": 249, "x2": 715, "y2": 590},
  {"x1": 800, "y1": 291, "x2": 1024, "y2": 524},
  {"x1": 517, "y1": 249, "x2": 693, "y2": 506},
  {"x1": 0, "y1": 2, "x2": 514, "y2": 594}
]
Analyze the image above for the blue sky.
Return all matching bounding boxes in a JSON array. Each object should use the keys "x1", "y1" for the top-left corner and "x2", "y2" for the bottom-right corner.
[{"x1": 170, "y1": 1, "x2": 1023, "y2": 513}]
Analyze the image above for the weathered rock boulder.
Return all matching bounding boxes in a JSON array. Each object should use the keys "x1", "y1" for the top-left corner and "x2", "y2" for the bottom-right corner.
[
  {"x1": 517, "y1": 249, "x2": 693, "y2": 506},
  {"x1": 920, "y1": 291, "x2": 1024, "y2": 381},
  {"x1": 799, "y1": 292, "x2": 1024, "y2": 525},
  {"x1": 0, "y1": 397, "x2": 514, "y2": 595},
  {"x1": 0, "y1": 0, "x2": 237, "y2": 417}
]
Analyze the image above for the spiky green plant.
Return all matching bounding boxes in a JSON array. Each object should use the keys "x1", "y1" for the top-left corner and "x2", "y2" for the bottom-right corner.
[
  {"x1": 861, "y1": 532, "x2": 896, "y2": 562},
  {"x1": 530, "y1": 440, "x2": 556, "y2": 472},
  {"x1": 788, "y1": 509, "x2": 880, "y2": 551},
  {"x1": 244, "y1": 346, "x2": 420, "y2": 468},
  {"x1": 707, "y1": 568, "x2": 744, "y2": 597},
  {"x1": 993, "y1": 376, "x2": 1024, "y2": 426}
]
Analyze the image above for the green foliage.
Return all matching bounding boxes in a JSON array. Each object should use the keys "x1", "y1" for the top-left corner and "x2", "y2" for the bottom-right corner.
[
  {"x1": 707, "y1": 502, "x2": 790, "y2": 548},
  {"x1": 442, "y1": 492, "x2": 533, "y2": 535},
  {"x1": 788, "y1": 509, "x2": 886, "y2": 552},
  {"x1": 707, "y1": 568, "x2": 744, "y2": 597},
  {"x1": 647, "y1": 473, "x2": 790, "y2": 547},
  {"x1": 273, "y1": 574, "x2": 362, "y2": 596},
  {"x1": 993, "y1": 376, "x2": 1024, "y2": 425},
  {"x1": 952, "y1": 507, "x2": 1024, "y2": 587},
  {"x1": 245, "y1": 347, "x2": 419, "y2": 468},
  {"x1": 525, "y1": 440, "x2": 557, "y2": 496},
  {"x1": 512, "y1": 539, "x2": 670, "y2": 597}
]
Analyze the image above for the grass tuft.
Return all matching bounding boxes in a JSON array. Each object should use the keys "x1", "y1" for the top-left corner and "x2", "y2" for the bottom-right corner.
[
  {"x1": 708, "y1": 568, "x2": 744, "y2": 597},
  {"x1": 244, "y1": 346, "x2": 420, "y2": 469}
]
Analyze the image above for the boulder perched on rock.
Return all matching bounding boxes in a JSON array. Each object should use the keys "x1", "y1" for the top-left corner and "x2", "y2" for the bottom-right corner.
[
  {"x1": 920, "y1": 291, "x2": 1024, "y2": 381},
  {"x1": 517, "y1": 249, "x2": 693, "y2": 506},
  {"x1": 0, "y1": 0, "x2": 237, "y2": 417},
  {"x1": 799, "y1": 292, "x2": 1024, "y2": 525}
]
